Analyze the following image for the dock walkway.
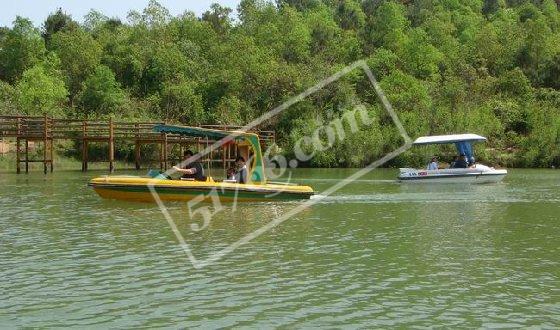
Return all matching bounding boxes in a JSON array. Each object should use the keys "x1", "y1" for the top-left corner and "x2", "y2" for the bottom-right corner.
[{"x1": 0, "y1": 115, "x2": 275, "y2": 174}]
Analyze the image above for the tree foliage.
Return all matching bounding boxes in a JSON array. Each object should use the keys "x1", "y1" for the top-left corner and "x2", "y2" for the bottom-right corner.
[
  {"x1": 0, "y1": 17, "x2": 45, "y2": 83},
  {"x1": 0, "y1": 0, "x2": 559, "y2": 167},
  {"x1": 50, "y1": 28, "x2": 102, "y2": 102},
  {"x1": 77, "y1": 65, "x2": 126, "y2": 116},
  {"x1": 42, "y1": 8, "x2": 78, "y2": 46},
  {"x1": 15, "y1": 64, "x2": 67, "y2": 116}
]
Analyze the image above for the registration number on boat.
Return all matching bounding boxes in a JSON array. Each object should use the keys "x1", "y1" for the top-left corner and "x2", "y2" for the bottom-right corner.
[{"x1": 408, "y1": 172, "x2": 428, "y2": 176}]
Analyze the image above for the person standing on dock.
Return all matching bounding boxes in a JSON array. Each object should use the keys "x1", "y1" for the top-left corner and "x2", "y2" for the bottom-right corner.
[{"x1": 173, "y1": 150, "x2": 205, "y2": 181}]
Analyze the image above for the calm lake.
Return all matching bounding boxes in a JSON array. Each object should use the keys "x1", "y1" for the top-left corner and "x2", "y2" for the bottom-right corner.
[{"x1": 1, "y1": 168, "x2": 559, "y2": 327}]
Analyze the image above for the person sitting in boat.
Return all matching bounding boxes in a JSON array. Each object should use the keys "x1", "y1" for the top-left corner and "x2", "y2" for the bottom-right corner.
[
  {"x1": 235, "y1": 156, "x2": 248, "y2": 184},
  {"x1": 449, "y1": 156, "x2": 459, "y2": 168},
  {"x1": 427, "y1": 157, "x2": 438, "y2": 170},
  {"x1": 172, "y1": 150, "x2": 205, "y2": 181},
  {"x1": 454, "y1": 154, "x2": 469, "y2": 168},
  {"x1": 226, "y1": 167, "x2": 236, "y2": 181}
]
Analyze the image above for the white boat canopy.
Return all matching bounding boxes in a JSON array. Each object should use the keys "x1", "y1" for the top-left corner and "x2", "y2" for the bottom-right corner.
[{"x1": 412, "y1": 134, "x2": 487, "y2": 145}]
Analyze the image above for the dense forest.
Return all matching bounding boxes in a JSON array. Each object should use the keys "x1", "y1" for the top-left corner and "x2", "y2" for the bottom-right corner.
[{"x1": 1, "y1": 0, "x2": 560, "y2": 167}]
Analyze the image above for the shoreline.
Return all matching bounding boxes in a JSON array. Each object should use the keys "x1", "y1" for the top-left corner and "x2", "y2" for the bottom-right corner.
[{"x1": 0, "y1": 154, "x2": 555, "y2": 175}]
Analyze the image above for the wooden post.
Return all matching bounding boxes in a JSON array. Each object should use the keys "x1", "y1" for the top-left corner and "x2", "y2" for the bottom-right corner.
[
  {"x1": 25, "y1": 139, "x2": 29, "y2": 173},
  {"x1": 16, "y1": 138, "x2": 21, "y2": 174},
  {"x1": 159, "y1": 135, "x2": 164, "y2": 171},
  {"x1": 206, "y1": 138, "x2": 210, "y2": 174},
  {"x1": 179, "y1": 141, "x2": 183, "y2": 165},
  {"x1": 222, "y1": 142, "x2": 226, "y2": 170},
  {"x1": 50, "y1": 140, "x2": 54, "y2": 172},
  {"x1": 49, "y1": 117, "x2": 53, "y2": 172},
  {"x1": 163, "y1": 132, "x2": 168, "y2": 170},
  {"x1": 109, "y1": 117, "x2": 114, "y2": 173},
  {"x1": 82, "y1": 121, "x2": 87, "y2": 171},
  {"x1": 135, "y1": 142, "x2": 141, "y2": 170},
  {"x1": 135, "y1": 124, "x2": 140, "y2": 170},
  {"x1": 43, "y1": 113, "x2": 48, "y2": 174},
  {"x1": 226, "y1": 144, "x2": 229, "y2": 169},
  {"x1": 16, "y1": 117, "x2": 21, "y2": 174},
  {"x1": 84, "y1": 140, "x2": 88, "y2": 171},
  {"x1": 197, "y1": 139, "x2": 202, "y2": 171}
]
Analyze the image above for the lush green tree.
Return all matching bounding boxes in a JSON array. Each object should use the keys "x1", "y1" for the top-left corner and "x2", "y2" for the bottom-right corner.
[
  {"x1": 42, "y1": 8, "x2": 78, "y2": 46},
  {"x1": 83, "y1": 9, "x2": 111, "y2": 32},
  {"x1": 50, "y1": 28, "x2": 102, "y2": 102},
  {"x1": 127, "y1": 0, "x2": 171, "y2": 28},
  {"x1": 141, "y1": 44, "x2": 190, "y2": 95},
  {"x1": 522, "y1": 98, "x2": 560, "y2": 167},
  {"x1": 542, "y1": 53, "x2": 560, "y2": 89},
  {"x1": 0, "y1": 81, "x2": 18, "y2": 115},
  {"x1": 278, "y1": 6, "x2": 311, "y2": 62},
  {"x1": 211, "y1": 95, "x2": 248, "y2": 124},
  {"x1": 306, "y1": 4, "x2": 340, "y2": 54},
  {"x1": 0, "y1": 26, "x2": 9, "y2": 40},
  {"x1": 202, "y1": 3, "x2": 233, "y2": 35},
  {"x1": 363, "y1": 1, "x2": 408, "y2": 52},
  {"x1": 160, "y1": 80, "x2": 205, "y2": 123},
  {"x1": 401, "y1": 28, "x2": 443, "y2": 78},
  {"x1": 77, "y1": 65, "x2": 126, "y2": 116},
  {"x1": 335, "y1": 0, "x2": 365, "y2": 30},
  {"x1": 482, "y1": 0, "x2": 501, "y2": 17},
  {"x1": 380, "y1": 70, "x2": 432, "y2": 138},
  {"x1": 0, "y1": 17, "x2": 46, "y2": 83},
  {"x1": 15, "y1": 64, "x2": 68, "y2": 116},
  {"x1": 277, "y1": 0, "x2": 323, "y2": 11},
  {"x1": 1, "y1": 0, "x2": 560, "y2": 167},
  {"x1": 367, "y1": 48, "x2": 398, "y2": 79},
  {"x1": 520, "y1": 15, "x2": 558, "y2": 84}
]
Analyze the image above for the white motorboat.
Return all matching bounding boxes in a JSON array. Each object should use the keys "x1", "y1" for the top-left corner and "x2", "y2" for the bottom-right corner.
[{"x1": 398, "y1": 134, "x2": 507, "y2": 183}]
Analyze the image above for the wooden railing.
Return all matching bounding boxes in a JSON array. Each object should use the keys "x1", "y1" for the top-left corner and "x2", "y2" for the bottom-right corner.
[{"x1": 0, "y1": 115, "x2": 276, "y2": 173}]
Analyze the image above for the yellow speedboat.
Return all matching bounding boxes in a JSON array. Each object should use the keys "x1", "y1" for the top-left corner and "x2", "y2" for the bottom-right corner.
[
  {"x1": 89, "y1": 176, "x2": 314, "y2": 202},
  {"x1": 89, "y1": 125, "x2": 314, "y2": 202}
]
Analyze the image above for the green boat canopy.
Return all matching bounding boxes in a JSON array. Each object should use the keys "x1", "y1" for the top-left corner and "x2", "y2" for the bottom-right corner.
[
  {"x1": 153, "y1": 124, "x2": 236, "y2": 140},
  {"x1": 153, "y1": 124, "x2": 266, "y2": 184}
]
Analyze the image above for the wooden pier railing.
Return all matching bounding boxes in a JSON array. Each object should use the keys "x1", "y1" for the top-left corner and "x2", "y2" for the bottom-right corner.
[{"x1": 0, "y1": 115, "x2": 275, "y2": 174}]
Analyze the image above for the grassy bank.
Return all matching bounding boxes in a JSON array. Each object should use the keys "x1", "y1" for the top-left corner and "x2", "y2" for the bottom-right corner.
[{"x1": 0, "y1": 153, "x2": 150, "y2": 173}]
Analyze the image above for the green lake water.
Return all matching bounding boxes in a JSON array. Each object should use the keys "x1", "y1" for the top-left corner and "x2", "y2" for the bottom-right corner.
[{"x1": 1, "y1": 168, "x2": 559, "y2": 327}]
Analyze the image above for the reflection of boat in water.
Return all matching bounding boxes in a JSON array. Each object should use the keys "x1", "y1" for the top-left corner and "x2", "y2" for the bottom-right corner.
[
  {"x1": 89, "y1": 125, "x2": 314, "y2": 202},
  {"x1": 398, "y1": 134, "x2": 507, "y2": 183}
]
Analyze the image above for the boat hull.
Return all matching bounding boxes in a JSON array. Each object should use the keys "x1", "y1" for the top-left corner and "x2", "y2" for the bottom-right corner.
[
  {"x1": 398, "y1": 167, "x2": 507, "y2": 184},
  {"x1": 89, "y1": 176, "x2": 314, "y2": 202}
]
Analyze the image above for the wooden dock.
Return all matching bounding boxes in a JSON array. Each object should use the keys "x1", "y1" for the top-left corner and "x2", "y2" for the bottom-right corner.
[{"x1": 0, "y1": 115, "x2": 275, "y2": 174}]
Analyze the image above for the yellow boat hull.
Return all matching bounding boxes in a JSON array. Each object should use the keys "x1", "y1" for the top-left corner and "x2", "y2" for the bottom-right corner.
[{"x1": 89, "y1": 176, "x2": 314, "y2": 203}]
